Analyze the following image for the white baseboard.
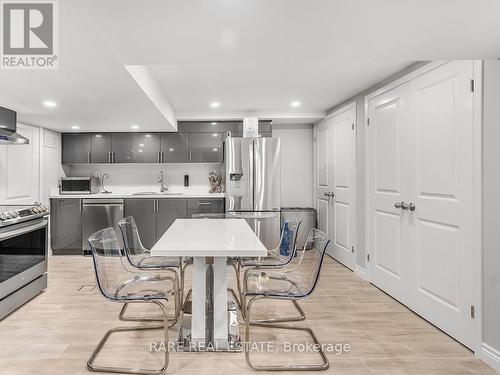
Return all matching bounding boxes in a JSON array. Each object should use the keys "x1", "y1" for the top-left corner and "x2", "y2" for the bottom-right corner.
[
  {"x1": 354, "y1": 265, "x2": 368, "y2": 281},
  {"x1": 481, "y1": 343, "x2": 500, "y2": 373}
]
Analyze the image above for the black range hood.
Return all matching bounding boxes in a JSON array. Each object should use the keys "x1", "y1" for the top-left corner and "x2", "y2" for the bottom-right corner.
[{"x1": 0, "y1": 106, "x2": 29, "y2": 145}]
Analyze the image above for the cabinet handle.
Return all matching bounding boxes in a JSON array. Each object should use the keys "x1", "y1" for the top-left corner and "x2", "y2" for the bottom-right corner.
[
  {"x1": 112, "y1": 152, "x2": 115, "y2": 163},
  {"x1": 197, "y1": 202, "x2": 211, "y2": 206},
  {"x1": 161, "y1": 151, "x2": 164, "y2": 163},
  {"x1": 87, "y1": 152, "x2": 91, "y2": 163},
  {"x1": 108, "y1": 152, "x2": 112, "y2": 164}
]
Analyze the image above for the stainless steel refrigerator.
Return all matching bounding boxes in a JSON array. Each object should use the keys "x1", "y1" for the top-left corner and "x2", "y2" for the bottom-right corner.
[{"x1": 225, "y1": 137, "x2": 281, "y2": 249}]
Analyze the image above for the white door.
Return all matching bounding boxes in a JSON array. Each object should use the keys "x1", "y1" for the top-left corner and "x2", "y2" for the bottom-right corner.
[
  {"x1": 314, "y1": 119, "x2": 334, "y2": 237},
  {"x1": 367, "y1": 61, "x2": 475, "y2": 349},
  {"x1": 407, "y1": 60, "x2": 475, "y2": 348},
  {"x1": 330, "y1": 107, "x2": 356, "y2": 269},
  {"x1": 0, "y1": 123, "x2": 40, "y2": 204},
  {"x1": 367, "y1": 84, "x2": 412, "y2": 303}
]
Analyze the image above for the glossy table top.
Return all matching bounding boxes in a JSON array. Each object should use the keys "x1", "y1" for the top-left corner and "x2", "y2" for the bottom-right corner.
[{"x1": 151, "y1": 219, "x2": 267, "y2": 257}]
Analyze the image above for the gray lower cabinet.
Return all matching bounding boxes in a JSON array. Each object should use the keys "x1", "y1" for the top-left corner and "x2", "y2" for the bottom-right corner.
[
  {"x1": 124, "y1": 198, "x2": 157, "y2": 249},
  {"x1": 50, "y1": 198, "x2": 82, "y2": 254},
  {"x1": 91, "y1": 133, "x2": 112, "y2": 163},
  {"x1": 132, "y1": 133, "x2": 161, "y2": 163},
  {"x1": 50, "y1": 197, "x2": 225, "y2": 254},
  {"x1": 156, "y1": 199, "x2": 188, "y2": 239},
  {"x1": 62, "y1": 134, "x2": 91, "y2": 164},
  {"x1": 187, "y1": 198, "x2": 225, "y2": 218}
]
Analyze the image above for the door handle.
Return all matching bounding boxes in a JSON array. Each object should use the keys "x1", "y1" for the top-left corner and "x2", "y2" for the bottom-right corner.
[
  {"x1": 395, "y1": 201, "x2": 404, "y2": 209},
  {"x1": 323, "y1": 192, "x2": 328, "y2": 197},
  {"x1": 409, "y1": 203, "x2": 416, "y2": 211},
  {"x1": 402, "y1": 202, "x2": 410, "y2": 210}
]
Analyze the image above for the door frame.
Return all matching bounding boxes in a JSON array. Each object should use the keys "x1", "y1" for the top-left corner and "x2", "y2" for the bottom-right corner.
[
  {"x1": 314, "y1": 101, "x2": 357, "y2": 269},
  {"x1": 364, "y1": 60, "x2": 483, "y2": 355}
]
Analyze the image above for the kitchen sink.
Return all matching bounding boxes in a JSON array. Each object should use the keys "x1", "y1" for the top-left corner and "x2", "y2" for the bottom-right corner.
[{"x1": 132, "y1": 192, "x2": 183, "y2": 196}]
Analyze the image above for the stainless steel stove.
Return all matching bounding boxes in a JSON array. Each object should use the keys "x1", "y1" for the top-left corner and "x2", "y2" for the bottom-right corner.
[
  {"x1": 0, "y1": 202, "x2": 49, "y2": 320},
  {"x1": 0, "y1": 202, "x2": 49, "y2": 227}
]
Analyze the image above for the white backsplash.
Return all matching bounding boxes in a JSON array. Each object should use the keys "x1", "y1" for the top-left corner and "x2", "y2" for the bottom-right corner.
[{"x1": 63, "y1": 163, "x2": 223, "y2": 191}]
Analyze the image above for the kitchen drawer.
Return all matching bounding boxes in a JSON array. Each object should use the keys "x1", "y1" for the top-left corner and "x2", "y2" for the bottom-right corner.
[{"x1": 187, "y1": 198, "x2": 224, "y2": 217}]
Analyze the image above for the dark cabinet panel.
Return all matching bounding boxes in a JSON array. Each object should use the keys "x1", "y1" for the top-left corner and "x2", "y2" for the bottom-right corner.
[
  {"x1": 111, "y1": 133, "x2": 133, "y2": 163},
  {"x1": 62, "y1": 134, "x2": 91, "y2": 164},
  {"x1": 178, "y1": 121, "x2": 242, "y2": 133},
  {"x1": 91, "y1": 133, "x2": 112, "y2": 163},
  {"x1": 132, "y1": 133, "x2": 161, "y2": 163},
  {"x1": 161, "y1": 133, "x2": 189, "y2": 163},
  {"x1": 156, "y1": 199, "x2": 187, "y2": 240},
  {"x1": 124, "y1": 199, "x2": 157, "y2": 249},
  {"x1": 189, "y1": 132, "x2": 223, "y2": 163},
  {"x1": 50, "y1": 198, "x2": 82, "y2": 252},
  {"x1": 187, "y1": 198, "x2": 225, "y2": 218}
]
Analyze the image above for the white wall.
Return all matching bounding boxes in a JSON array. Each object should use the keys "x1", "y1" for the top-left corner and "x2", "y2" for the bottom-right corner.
[
  {"x1": 323, "y1": 62, "x2": 429, "y2": 269},
  {"x1": 273, "y1": 124, "x2": 314, "y2": 208},
  {"x1": 482, "y1": 60, "x2": 500, "y2": 367},
  {"x1": 39, "y1": 128, "x2": 65, "y2": 204},
  {"x1": 64, "y1": 163, "x2": 221, "y2": 191}
]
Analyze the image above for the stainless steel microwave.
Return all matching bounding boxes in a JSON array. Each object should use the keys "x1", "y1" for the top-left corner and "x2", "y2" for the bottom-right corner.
[{"x1": 59, "y1": 177, "x2": 100, "y2": 195}]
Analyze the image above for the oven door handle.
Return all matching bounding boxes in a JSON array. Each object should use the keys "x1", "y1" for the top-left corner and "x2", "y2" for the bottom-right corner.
[{"x1": 0, "y1": 219, "x2": 48, "y2": 241}]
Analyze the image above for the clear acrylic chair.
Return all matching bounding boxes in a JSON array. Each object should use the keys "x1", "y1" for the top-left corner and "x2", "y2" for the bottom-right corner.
[
  {"x1": 234, "y1": 216, "x2": 303, "y2": 321},
  {"x1": 242, "y1": 228, "x2": 331, "y2": 371},
  {"x1": 87, "y1": 227, "x2": 172, "y2": 375},
  {"x1": 118, "y1": 216, "x2": 181, "y2": 323}
]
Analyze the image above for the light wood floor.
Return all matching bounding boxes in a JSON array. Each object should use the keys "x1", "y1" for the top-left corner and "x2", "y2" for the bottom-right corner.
[{"x1": 0, "y1": 255, "x2": 495, "y2": 375}]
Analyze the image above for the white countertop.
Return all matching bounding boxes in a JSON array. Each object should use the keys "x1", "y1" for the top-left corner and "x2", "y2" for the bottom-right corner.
[
  {"x1": 49, "y1": 186, "x2": 225, "y2": 199},
  {"x1": 151, "y1": 219, "x2": 267, "y2": 257}
]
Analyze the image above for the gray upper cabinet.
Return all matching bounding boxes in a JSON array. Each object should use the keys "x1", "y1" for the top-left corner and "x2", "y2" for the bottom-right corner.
[
  {"x1": 62, "y1": 134, "x2": 91, "y2": 164},
  {"x1": 189, "y1": 132, "x2": 223, "y2": 163},
  {"x1": 132, "y1": 133, "x2": 161, "y2": 163},
  {"x1": 161, "y1": 133, "x2": 189, "y2": 163},
  {"x1": 124, "y1": 199, "x2": 157, "y2": 249},
  {"x1": 61, "y1": 121, "x2": 271, "y2": 164},
  {"x1": 111, "y1": 133, "x2": 133, "y2": 163},
  {"x1": 50, "y1": 198, "x2": 82, "y2": 253},
  {"x1": 91, "y1": 133, "x2": 112, "y2": 163},
  {"x1": 156, "y1": 199, "x2": 187, "y2": 240}
]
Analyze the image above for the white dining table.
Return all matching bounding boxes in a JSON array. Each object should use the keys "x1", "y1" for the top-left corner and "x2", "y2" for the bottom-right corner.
[{"x1": 150, "y1": 218, "x2": 267, "y2": 349}]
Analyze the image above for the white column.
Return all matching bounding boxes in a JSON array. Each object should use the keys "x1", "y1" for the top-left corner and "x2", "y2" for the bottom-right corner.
[
  {"x1": 213, "y1": 257, "x2": 228, "y2": 349},
  {"x1": 191, "y1": 257, "x2": 207, "y2": 344}
]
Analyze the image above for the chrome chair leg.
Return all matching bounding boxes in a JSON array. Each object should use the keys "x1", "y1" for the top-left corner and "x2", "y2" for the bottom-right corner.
[
  {"x1": 244, "y1": 296, "x2": 329, "y2": 371},
  {"x1": 119, "y1": 274, "x2": 180, "y2": 327},
  {"x1": 88, "y1": 300, "x2": 170, "y2": 374}
]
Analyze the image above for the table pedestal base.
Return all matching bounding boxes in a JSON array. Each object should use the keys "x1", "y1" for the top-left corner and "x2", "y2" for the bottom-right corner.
[{"x1": 176, "y1": 300, "x2": 240, "y2": 352}]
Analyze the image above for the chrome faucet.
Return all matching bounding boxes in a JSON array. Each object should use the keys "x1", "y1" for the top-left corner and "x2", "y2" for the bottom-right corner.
[{"x1": 158, "y1": 170, "x2": 168, "y2": 192}]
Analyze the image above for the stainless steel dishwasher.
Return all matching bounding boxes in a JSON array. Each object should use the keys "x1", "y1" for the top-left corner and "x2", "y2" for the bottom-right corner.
[{"x1": 82, "y1": 199, "x2": 124, "y2": 254}]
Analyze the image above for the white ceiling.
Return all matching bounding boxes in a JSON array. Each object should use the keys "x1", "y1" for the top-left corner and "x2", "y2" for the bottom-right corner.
[{"x1": 1, "y1": 0, "x2": 499, "y2": 132}]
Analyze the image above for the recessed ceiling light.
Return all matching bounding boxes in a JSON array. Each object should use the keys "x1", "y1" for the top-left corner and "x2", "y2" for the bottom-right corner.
[
  {"x1": 211, "y1": 122, "x2": 217, "y2": 125},
  {"x1": 71, "y1": 125, "x2": 80, "y2": 130},
  {"x1": 131, "y1": 125, "x2": 140, "y2": 130},
  {"x1": 212, "y1": 148, "x2": 219, "y2": 152},
  {"x1": 139, "y1": 143, "x2": 144, "y2": 147},
  {"x1": 145, "y1": 134, "x2": 152, "y2": 138},
  {"x1": 210, "y1": 102, "x2": 220, "y2": 108},
  {"x1": 212, "y1": 133, "x2": 218, "y2": 137},
  {"x1": 291, "y1": 101, "x2": 301, "y2": 107},
  {"x1": 43, "y1": 100, "x2": 57, "y2": 108},
  {"x1": 169, "y1": 148, "x2": 174, "y2": 152}
]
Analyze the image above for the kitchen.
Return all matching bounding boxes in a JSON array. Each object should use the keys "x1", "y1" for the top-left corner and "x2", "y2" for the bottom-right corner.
[{"x1": 1, "y1": 1, "x2": 500, "y2": 374}]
